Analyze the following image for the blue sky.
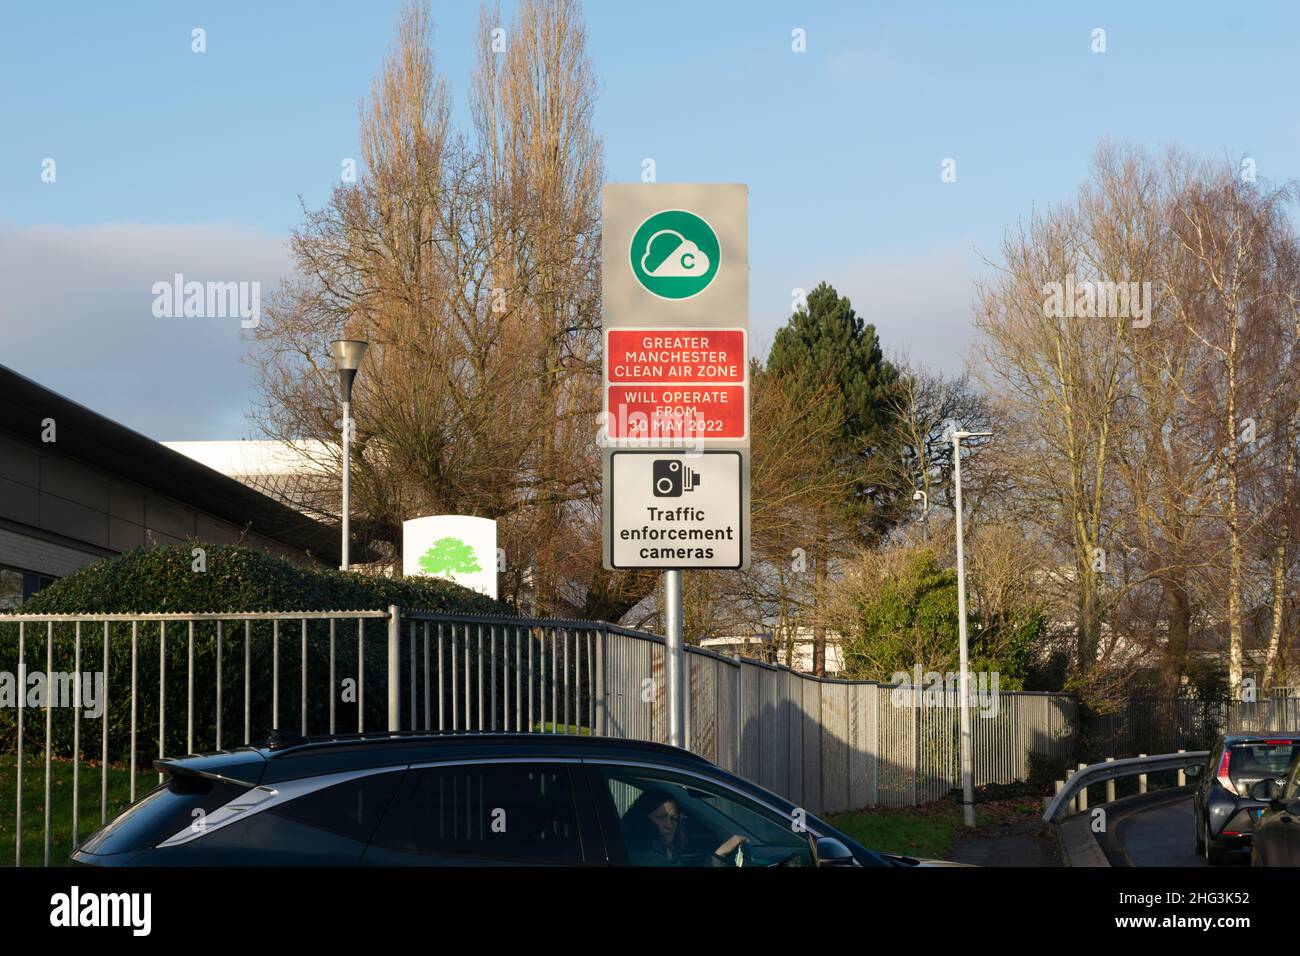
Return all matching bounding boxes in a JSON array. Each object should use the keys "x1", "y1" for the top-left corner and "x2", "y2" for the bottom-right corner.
[{"x1": 3, "y1": 1, "x2": 1297, "y2": 438}]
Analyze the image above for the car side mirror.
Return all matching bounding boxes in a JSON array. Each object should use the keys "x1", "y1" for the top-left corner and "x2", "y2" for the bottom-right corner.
[
  {"x1": 814, "y1": 837, "x2": 857, "y2": 868},
  {"x1": 1250, "y1": 778, "x2": 1278, "y2": 801},
  {"x1": 1185, "y1": 765, "x2": 1203, "y2": 780}
]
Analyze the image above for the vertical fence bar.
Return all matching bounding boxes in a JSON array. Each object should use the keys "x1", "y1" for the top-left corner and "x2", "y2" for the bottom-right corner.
[
  {"x1": 158, "y1": 621, "x2": 166, "y2": 784},
  {"x1": 272, "y1": 619, "x2": 280, "y2": 730},
  {"x1": 73, "y1": 622, "x2": 80, "y2": 848},
  {"x1": 329, "y1": 619, "x2": 336, "y2": 735},
  {"x1": 358, "y1": 619, "x2": 365, "y2": 733},
  {"x1": 464, "y1": 624, "x2": 471, "y2": 730},
  {"x1": 187, "y1": 620, "x2": 194, "y2": 754},
  {"x1": 564, "y1": 627, "x2": 571, "y2": 734},
  {"x1": 423, "y1": 622, "x2": 431, "y2": 732},
  {"x1": 516, "y1": 627, "x2": 522, "y2": 733},
  {"x1": 595, "y1": 628, "x2": 605, "y2": 737},
  {"x1": 438, "y1": 623, "x2": 446, "y2": 732},
  {"x1": 130, "y1": 622, "x2": 137, "y2": 802},
  {"x1": 387, "y1": 606, "x2": 400, "y2": 733},
  {"x1": 528, "y1": 627, "x2": 535, "y2": 733},
  {"x1": 490, "y1": 625, "x2": 497, "y2": 732},
  {"x1": 44, "y1": 621, "x2": 52, "y2": 867},
  {"x1": 243, "y1": 621, "x2": 250, "y2": 746},
  {"x1": 735, "y1": 654, "x2": 742, "y2": 772},
  {"x1": 409, "y1": 620, "x2": 417, "y2": 732},
  {"x1": 551, "y1": 630, "x2": 558, "y2": 734},
  {"x1": 301, "y1": 618, "x2": 308, "y2": 736},
  {"x1": 101, "y1": 620, "x2": 109, "y2": 824},
  {"x1": 588, "y1": 631, "x2": 595, "y2": 732},
  {"x1": 15, "y1": 622, "x2": 23, "y2": 867},
  {"x1": 216, "y1": 621, "x2": 223, "y2": 750},
  {"x1": 477, "y1": 625, "x2": 484, "y2": 731}
]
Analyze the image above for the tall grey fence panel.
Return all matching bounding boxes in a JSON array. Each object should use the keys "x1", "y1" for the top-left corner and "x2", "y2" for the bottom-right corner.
[{"x1": 591, "y1": 625, "x2": 663, "y2": 744}]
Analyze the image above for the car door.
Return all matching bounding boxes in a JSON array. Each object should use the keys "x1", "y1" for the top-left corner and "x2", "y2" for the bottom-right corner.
[
  {"x1": 361, "y1": 759, "x2": 598, "y2": 866},
  {"x1": 583, "y1": 762, "x2": 816, "y2": 867},
  {"x1": 1259, "y1": 758, "x2": 1300, "y2": 866}
]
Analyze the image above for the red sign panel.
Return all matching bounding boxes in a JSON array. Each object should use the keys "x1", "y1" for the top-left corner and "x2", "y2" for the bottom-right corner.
[
  {"x1": 606, "y1": 329, "x2": 745, "y2": 383},
  {"x1": 606, "y1": 384, "x2": 746, "y2": 440}
]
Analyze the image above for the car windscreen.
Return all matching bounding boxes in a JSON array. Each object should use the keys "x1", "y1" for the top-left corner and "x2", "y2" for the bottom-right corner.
[
  {"x1": 1229, "y1": 742, "x2": 1300, "y2": 779},
  {"x1": 78, "y1": 774, "x2": 250, "y2": 855}
]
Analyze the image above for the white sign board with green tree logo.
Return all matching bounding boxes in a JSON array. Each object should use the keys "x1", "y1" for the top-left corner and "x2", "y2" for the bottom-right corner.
[{"x1": 402, "y1": 515, "x2": 497, "y2": 599}]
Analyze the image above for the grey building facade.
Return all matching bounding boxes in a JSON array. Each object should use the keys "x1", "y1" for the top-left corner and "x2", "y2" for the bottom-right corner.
[{"x1": 0, "y1": 364, "x2": 343, "y2": 608}]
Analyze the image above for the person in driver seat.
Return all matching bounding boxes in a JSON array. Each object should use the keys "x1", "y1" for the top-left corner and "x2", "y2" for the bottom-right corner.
[{"x1": 621, "y1": 788, "x2": 746, "y2": 866}]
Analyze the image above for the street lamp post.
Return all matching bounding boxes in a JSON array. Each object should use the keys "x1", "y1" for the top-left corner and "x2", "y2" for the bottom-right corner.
[
  {"x1": 331, "y1": 339, "x2": 368, "y2": 571},
  {"x1": 950, "y1": 428, "x2": 991, "y2": 828}
]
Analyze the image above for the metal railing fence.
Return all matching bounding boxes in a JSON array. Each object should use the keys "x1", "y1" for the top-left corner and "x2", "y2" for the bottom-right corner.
[
  {"x1": 1078, "y1": 694, "x2": 1300, "y2": 763},
  {"x1": 0, "y1": 606, "x2": 1080, "y2": 865}
]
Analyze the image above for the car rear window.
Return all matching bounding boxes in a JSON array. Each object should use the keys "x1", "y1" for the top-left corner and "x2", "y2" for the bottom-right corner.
[
  {"x1": 268, "y1": 771, "x2": 403, "y2": 842},
  {"x1": 1229, "y1": 742, "x2": 1300, "y2": 778},
  {"x1": 79, "y1": 774, "x2": 250, "y2": 856}
]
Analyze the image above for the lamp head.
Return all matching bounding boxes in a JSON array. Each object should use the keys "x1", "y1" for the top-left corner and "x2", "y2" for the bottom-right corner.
[
  {"x1": 331, "y1": 339, "x2": 368, "y2": 404},
  {"x1": 330, "y1": 339, "x2": 368, "y2": 372}
]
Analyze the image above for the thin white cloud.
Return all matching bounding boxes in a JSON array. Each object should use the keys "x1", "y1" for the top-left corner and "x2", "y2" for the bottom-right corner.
[
  {"x1": 752, "y1": 239, "x2": 985, "y2": 377},
  {"x1": 0, "y1": 222, "x2": 291, "y2": 440}
]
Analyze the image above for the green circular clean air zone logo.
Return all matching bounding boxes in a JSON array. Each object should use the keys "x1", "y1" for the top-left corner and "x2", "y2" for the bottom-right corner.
[{"x1": 629, "y1": 209, "x2": 720, "y2": 300}]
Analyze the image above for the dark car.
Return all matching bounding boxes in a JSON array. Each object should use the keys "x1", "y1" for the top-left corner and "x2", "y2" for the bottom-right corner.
[
  {"x1": 72, "y1": 731, "x2": 938, "y2": 868},
  {"x1": 1249, "y1": 750, "x2": 1300, "y2": 866},
  {"x1": 1191, "y1": 733, "x2": 1300, "y2": 865}
]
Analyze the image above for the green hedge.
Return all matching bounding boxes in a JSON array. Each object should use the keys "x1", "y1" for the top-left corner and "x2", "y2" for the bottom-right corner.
[
  {"x1": 19, "y1": 543, "x2": 512, "y2": 617},
  {"x1": 0, "y1": 544, "x2": 528, "y2": 766}
]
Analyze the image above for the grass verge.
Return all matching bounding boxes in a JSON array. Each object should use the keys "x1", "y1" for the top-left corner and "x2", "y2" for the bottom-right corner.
[{"x1": 0, "y1": 753, "x2": 154, "y2": 866}]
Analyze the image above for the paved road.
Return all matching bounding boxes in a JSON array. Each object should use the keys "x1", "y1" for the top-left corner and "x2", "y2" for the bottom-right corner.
[{"x1": 1112, "y1": 792, "x2": 1250, "y2": 867}]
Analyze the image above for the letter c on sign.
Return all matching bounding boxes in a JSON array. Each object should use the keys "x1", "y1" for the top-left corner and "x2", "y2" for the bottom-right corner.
[{"x1": 681, "y1": 253, "x2": 694, "y2": 271}]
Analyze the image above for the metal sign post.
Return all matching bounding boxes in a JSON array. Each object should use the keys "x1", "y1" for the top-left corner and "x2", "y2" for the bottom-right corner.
[
  {"x1": 600, "y1": 184, "x2": 750, "y2": 749},
  {"x1": 664, "y1": 569, "x2": 684, "y2": 747}
]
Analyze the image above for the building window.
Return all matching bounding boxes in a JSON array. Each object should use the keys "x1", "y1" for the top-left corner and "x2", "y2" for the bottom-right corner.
[
  {"x1": 0, "y1": 566, "x2": 56, "y2": 610},
  {"x1": 0, "y1": 568, "x2": 20, "y2": 610}
]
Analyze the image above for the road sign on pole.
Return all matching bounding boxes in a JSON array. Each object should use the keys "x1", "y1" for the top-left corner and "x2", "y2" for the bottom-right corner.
[
  {"x1": 605, "y1": 449, "x2": 747, "y2": 569},
  {"x1": 600, "y1": 184, "x2": 750, "y2": 563},
  {"x1": 601, "y1": 184, "x2": 750, "y2": 747},
  {"x1": 602, "y1": 185, "x2": 749, "y2": 450}
]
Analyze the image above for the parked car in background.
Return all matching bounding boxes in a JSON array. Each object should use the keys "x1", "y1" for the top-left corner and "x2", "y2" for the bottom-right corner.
[
  {"x1": 72, "y1": 732, "x2": 946, "y2": 868},
  {"x1": 1190, "y1": 733, "x2": 1300, "y2": 865}
]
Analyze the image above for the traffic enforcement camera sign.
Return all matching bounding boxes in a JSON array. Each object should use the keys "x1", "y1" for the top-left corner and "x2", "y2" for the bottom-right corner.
[
  {"x1": 605, "y1": 450, "x2": 746, "y2": 569},
  {"x1": 600, "y1": 184, "x2": 750, "y2": 569}
]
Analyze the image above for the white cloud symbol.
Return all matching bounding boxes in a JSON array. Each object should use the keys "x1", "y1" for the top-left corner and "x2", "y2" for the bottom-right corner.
[{"x1": 642, "y1": 229, "x2": 710, "y2": 278}]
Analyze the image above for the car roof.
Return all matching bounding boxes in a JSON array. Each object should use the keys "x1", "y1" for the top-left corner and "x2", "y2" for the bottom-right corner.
[
  {"x1": 160, "y1": 732, "x2": 715, "y2": 786},
  {"x1": 1222, "y1": 732, "x2": 1300, "y2": 744}
]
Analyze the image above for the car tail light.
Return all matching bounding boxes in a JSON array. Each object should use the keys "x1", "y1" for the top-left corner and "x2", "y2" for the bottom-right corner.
[
  {"x1": 1264, "y1": 740, "x2": 1293, "y2": 746},
  {"x1": 1216, "y1": 750, "x2": 1238, "y2": 795}
]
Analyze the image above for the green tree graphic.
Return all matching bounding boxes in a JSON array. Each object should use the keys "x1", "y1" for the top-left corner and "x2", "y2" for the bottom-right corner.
[{"x1": 418, "y1": 537, "x2": 483, "y2": 576}]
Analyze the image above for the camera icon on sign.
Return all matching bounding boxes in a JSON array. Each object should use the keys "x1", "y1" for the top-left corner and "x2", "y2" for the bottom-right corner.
[{"x1": 653, "y1": 459, "x2": 701, "y2": 497}]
